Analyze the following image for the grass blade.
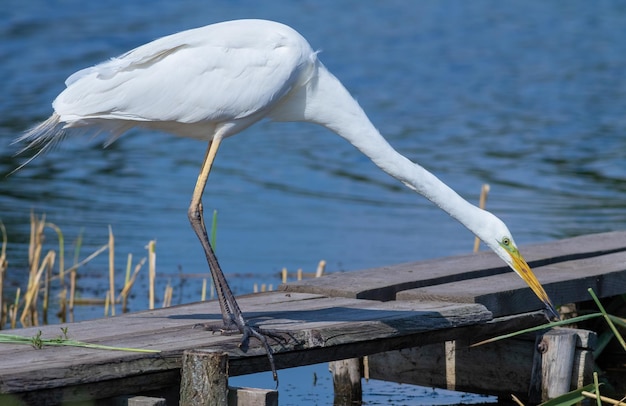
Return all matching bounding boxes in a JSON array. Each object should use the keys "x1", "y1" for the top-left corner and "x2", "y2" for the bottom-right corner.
[
  {"x1": 539, "y1": 383, "x2": 597, "y2": 406},
  {"x1": 471, "y1": 312, "x2": 603, "y2": 347},
  {"x1": 588, "y1": 288, "x2": 626, "y2": 351},
  {"x1": 0, "y1": 329, "x2": 160, "y2": 353}
]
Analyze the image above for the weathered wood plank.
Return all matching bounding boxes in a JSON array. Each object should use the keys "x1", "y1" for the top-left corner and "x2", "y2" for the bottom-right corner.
[
  {"x1": 397, "y1": 251, "x2": 626, "y2": 317},
  {"x1": 0, "y1": 292, "x2": 496, "y2": 404},
  {"x1": 0, "y1": 310, "x2": 547, "y2": 405},
  {"x1": 280, "y1": 231, "x2": 626, "y2": 302}
]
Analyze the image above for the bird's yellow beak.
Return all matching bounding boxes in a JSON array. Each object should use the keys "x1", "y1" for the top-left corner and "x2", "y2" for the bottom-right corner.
[{"x1": 507, "y1": 247, "x2": 559, "y2": 320}]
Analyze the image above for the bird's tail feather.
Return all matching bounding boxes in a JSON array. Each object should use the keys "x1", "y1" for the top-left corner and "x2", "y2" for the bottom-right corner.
[
  {"x1": 11, "y1": 113, "x2": 67, "y2": 173},
  {"x1": 12, "y1": 114, "x2": 136, "y2": 174}
]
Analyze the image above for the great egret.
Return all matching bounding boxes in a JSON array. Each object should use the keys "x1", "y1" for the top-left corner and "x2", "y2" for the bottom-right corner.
[{"x1": 17, "y1": 19, "x2": 558, "y2": 382}]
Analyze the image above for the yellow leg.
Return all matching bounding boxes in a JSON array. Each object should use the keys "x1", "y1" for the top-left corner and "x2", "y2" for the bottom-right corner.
[
  {"x1": 187, "y1": 135, "x2": 280, "y2": 384},
  {"x1": 187, "y1": 136, "x2": 243, "y2": 327}
]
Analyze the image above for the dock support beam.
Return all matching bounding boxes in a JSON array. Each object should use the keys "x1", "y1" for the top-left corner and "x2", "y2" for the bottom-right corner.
[
  {"x1": 179, "y1": 349, "x2": 279, "y2": 406},
  {"x1": 330, "y1": 358, "x2": 362, "y2": 405},
  {"x1": 529, "y1": 329, "x2": 578, "y2": 403},
  {"x1": 180, "y1": 350, "x2": 229, "y2": 406}
]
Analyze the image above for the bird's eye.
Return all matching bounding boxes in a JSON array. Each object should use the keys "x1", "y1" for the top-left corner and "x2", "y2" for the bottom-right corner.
[{"x1": 502, "y1": 237, "x2": 511, "y2": 246}]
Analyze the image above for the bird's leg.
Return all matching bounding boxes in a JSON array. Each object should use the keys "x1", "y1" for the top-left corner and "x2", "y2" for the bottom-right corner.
[
  {"x1": 187, "y1": 137, "x2": 241, "y2": 328},
  {"x1": 187, "y1": 138, "x2": 281, "y2": 383}
]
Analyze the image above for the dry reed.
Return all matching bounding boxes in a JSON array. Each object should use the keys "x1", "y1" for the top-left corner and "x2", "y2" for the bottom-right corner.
[
  {"x1": 45, "y1": 223, "x2": 64, "y2": 322},
  {"x1": 278, "y1": 260, "x2": 326, "y2": 284},
  {"x1": 108, "y1": 226, "x2": 115, "y2": 316},
  {"x1": 1, "y1": 211, "x2": 326, "y2": 331},
  {"x1": 69, "y1": 230, "x2": 83, "y2": 322},
  {"x1": 147, "y1": 240, "x2": 156, "y2": 310},
  {"x1": 0, "y1": 212, "x2": 148, "y2": 329},
  {"x1": 162, "y1": 280, "x2": 173, "y2": 308},
  {"x1": 119, "y1": 254, "x2": 146, "y2": 313},
  {"x1": 201, "y1": 278, "x2": 207, "y2": 301},
  {"x1": 9, "y1": 289, "x2": 20, "y2": 329}
]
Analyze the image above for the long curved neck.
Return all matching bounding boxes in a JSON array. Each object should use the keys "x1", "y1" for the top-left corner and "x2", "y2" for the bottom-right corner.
[{"x1": 302, "y1": 62, "x2": 485, "y2": 234}]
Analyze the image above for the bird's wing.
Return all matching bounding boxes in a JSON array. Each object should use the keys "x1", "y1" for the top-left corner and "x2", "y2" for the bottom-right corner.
[{"x1": 54, "y1": 22, "x2": 313, "y2": 127}]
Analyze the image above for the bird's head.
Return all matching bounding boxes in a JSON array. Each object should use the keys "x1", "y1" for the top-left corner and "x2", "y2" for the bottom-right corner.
[{"x1": 478, "y1": 214, "x2": 559, "y2": 320}]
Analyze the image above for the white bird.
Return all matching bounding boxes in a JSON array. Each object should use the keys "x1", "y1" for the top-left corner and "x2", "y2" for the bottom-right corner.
[{"x1": 17, "y1": 19, "x2": 558, "y2": 382}]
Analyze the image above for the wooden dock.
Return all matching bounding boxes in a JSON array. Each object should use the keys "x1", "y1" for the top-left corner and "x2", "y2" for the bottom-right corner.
[{"x1": 1, "y1": 230, "x2": 625, "y2": 405}]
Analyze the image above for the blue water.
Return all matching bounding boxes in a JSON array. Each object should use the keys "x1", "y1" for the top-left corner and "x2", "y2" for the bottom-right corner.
[{"x1": 1, "y1": 1, "x2": 626, "y2": 404}]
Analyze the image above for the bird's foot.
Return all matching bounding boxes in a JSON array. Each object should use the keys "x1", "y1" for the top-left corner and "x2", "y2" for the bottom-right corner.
[
  {"x1": 194, "y1": 321, "x2": 287, "y2": 386},
  {"x1": 240, "y1": 324, "x2": 286, "y2": 385}
]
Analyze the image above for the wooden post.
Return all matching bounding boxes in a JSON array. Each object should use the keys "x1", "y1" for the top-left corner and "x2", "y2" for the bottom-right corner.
[
  {"x1": 110, "y1": 395, "x2": 167, "y2": 406},
  {"x1": 228, "y1": 387, "x2": 278, "y2": 406},
  {"x1": 529, "y1": 329, "x2": 578, "y2": 403},
  {"x1": 180, "y1": 350, "x2": 228, "y2": 406},
  {"x1": 330, "y1": 358, "x2": 362, "y2": 405}
]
